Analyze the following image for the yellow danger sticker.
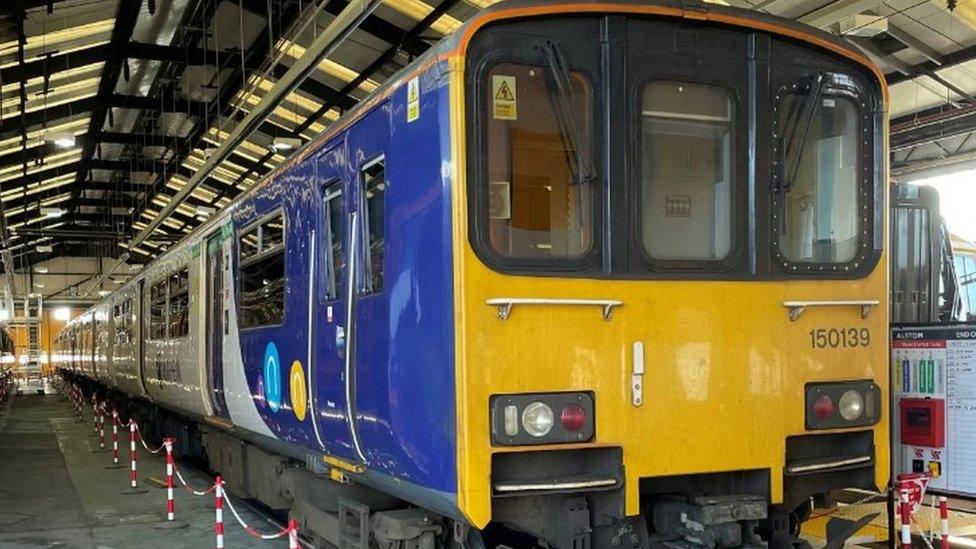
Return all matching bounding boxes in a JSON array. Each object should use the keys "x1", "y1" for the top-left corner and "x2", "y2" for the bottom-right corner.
[
  {"x1": 492, "y1": 75, "x2": 517, "y2": 120},
  {"x1": 407, "y1": 76, "x2": 420, "y2": 122}
]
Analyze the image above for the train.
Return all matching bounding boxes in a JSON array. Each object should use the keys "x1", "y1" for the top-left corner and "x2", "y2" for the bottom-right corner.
[{"x1": 54, "y1": 1, "x2": 890, "y2": 547}]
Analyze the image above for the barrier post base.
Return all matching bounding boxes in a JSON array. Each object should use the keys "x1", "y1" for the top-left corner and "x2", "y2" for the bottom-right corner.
[
  {"x1": 154, "y1": 519, "x2": 188, "y2": 530},
  {"x1": 120, "y1": 487, "x2": 149, "y2": 495}
]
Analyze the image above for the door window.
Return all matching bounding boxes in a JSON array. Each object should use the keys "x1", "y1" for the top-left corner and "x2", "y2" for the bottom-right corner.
[
  {"x1": 360, "y1": 159, "x2": 385, "y2": 295},
  {"x1": 323, "y1": 182, "x2": 344, "y2": 300}
]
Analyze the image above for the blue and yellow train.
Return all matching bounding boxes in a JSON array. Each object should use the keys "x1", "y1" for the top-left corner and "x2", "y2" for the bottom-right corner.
[{"x1": 55, "y1": 1, "x2": 890, "y2": 546}]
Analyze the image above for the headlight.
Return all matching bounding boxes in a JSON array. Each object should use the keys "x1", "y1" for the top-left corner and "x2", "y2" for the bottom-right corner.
[
  {"x1": 805, "y1": 381, "x2": 880, "y2": 430},
  {"x1": 521, "y1": 402, "x2": 554, "y2": 437},
  {"x1": 490, "y1": 392, "x2": 595, "y2": 446},
  {"x1": 838, "y1": 390, "x2": 864, "y2": 421}
]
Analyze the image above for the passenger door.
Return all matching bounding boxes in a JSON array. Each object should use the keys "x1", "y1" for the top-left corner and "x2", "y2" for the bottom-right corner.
[
  {"x1": 206, "y1": 231, "x2": 229, "y2": 418},
  {"x1": 312, "y1": 144, "x2": 356, "y2": 457},
  {"x1": 347, "y1": 108, "x2": 391, "y2": 464}
]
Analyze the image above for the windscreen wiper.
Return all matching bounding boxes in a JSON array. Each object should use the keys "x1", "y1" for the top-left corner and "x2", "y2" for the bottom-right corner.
[
  {"x1": 777, "y1": 71, "x2": 827, "y2": 193},
  {"x1": 540, "y1": 41, "x2": 597, "y2": 187}
]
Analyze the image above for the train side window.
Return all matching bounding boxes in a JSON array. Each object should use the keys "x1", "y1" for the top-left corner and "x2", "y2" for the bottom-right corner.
[
  {"x1": 238, "y1": 211, "x2": 286, "y2": 329},
  {"x1": 360, "y1": 158, "x2": 385, "y2": 295},
  {"x1": 114, "y1": 300, "x2": 132, "y2": 344},
  {"x1": 323, "y1": 181, "x2": 344, "y2": 300},
  {"x1": 639, "y1": 81, "x2": 733, "y2": 262},
  {"x1": 150, "y1": 281, "x2": 167, "y2": 339},
  {"x1": 169, "y1": 268, "x2": 189, "y2": 338}
]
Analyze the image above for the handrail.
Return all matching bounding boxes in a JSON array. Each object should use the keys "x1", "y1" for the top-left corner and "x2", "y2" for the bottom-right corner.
[
  {"x1": 782, "y1": 300, "x2": 880, "y2": 321},
  {"x1": 486, "y1": 298, "x2": 623, "y2": 321}
]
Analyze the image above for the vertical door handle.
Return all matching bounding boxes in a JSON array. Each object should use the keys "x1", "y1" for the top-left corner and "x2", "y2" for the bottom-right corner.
[{"x1": 632, "y1": 342, "x2": 644, "y2": 407}]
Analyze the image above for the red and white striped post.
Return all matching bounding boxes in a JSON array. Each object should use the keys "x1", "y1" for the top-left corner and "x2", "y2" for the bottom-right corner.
[
  {"x1": 940, "y1": 496, "x2": 949, "y2": 549},
  {"x1": 111, "y1": 410, "x2": 120, "y2": 464},
  {"x1": 900, "y1": 488, "x2": 912, "y2": 549},
  {"x1": 121, "y1": 419, "x2": 148, "y2": 495},
  {"x1": 71, "y1": 385, "x2": 82, "y2": 420},
  {"x1": 91, "y1": 396, "x2": 98, "y2": 434},
  {"x1": 129, "y1": 421, "x2": 138, "y2": 486},
  {"x1": 165, "y1": 437, "x2": 176, "y2": 521},
  {"x1": 154, "y1": 436, "x2": 187, "y2": 529},
  {"x1": 215, "y1": 476, "x2": 225, "y2": 549},
  {"x1": 98, "y1": 404, "x2": 106, "y2": 450},
  {"x1": 288, "y1": 518, "x2": 299, "y2": 549}
]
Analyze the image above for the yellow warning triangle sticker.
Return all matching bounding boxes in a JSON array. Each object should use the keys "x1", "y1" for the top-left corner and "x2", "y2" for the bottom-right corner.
[{"x1": 494, "y1": 80, "x2": 515, "y2": 101}]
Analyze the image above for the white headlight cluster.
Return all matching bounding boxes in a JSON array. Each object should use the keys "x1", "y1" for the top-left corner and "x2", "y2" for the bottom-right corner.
[
  {"x1": 838, "y1": 390, "x2": 864, "y2": 421},
  {"x1": 521, "y1": 402, "x2": 555, "y2": 437}
]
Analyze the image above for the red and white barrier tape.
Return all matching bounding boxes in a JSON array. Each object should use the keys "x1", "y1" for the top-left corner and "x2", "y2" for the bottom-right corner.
[
  {"x1": 172, "y1": 461, "x2": 217, "y2": 497},
  {"x1": 219, "y1": 481, "x2": 292, "y2": 541},
  {"x1": 130, "y1": 421, "x2": 165, "y2": 454}
]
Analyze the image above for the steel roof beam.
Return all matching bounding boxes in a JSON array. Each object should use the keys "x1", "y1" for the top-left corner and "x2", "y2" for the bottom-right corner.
[
  {"x1": 887, "y1": 44, "x2": 976, "y2": 87},
  {"x1": 125, "y1": 0, "x2": 299, "y2": 235},
  {"x1": 797, "y1": 0, "x2": 879, "y2": 28},
  {"x1": 270, "y1": 63, "x2": 358, "y2": 111},
  {"x1": 126, "y1": 0, "x2": 384, "y2": 257},
  {"x1": 0, "y1": 43, "x2": 111, "y2": 83},
  {"x1": 323, "y1": 0, "x2": 429, "y2": 58},
  {"x1": 293, "y1": 0, "x2": 459, "y2": 135},
  {"x1": 71, "y1": 0, "x2": 145, "y2": 218},
  {"x1": 0, "y1": 96, "x2": 100, "y2": 138}
]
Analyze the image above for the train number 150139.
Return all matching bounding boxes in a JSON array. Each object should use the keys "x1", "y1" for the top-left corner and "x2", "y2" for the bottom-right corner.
[{"x1": 809, "y1": 328, "x2": 871, "y2": 349}]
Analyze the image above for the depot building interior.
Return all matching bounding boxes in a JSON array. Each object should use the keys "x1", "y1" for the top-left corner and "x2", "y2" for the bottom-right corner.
[{"x1": 2, "y1": 0, "x2": 976, "y2": 548}]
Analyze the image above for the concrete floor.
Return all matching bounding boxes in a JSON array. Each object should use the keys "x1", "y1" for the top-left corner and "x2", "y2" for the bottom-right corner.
[{"x1": 0, "y1": 394, "x2": 287, "y2": 548}]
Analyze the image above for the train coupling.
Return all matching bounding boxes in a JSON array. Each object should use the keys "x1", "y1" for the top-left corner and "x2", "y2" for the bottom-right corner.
[{"x1": 650, "y1": 494, "x2": 768, "y2": 548}]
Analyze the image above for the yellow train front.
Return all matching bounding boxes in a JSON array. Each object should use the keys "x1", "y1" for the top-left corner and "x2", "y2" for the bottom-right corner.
[{"x1": 449, "y1": 1, "x2": 889, "y2": 547}]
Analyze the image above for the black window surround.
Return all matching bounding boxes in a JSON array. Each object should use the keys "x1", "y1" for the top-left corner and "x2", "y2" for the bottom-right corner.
[
  {"x1": 770, "y1": 73, "x2": 880, "y2": 277},
  {"x1": 464, "y1": 16, "x2": 884, "y2": 281},
  {"x1": 465, "y1": 27, "x2": 605, "y2": 276}
]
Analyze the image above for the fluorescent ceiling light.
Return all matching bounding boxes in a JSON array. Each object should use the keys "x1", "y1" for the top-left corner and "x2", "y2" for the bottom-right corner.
[
  {"x1": 45, "y1": 131, "x2": 76, "y2": 149},
  {"x1": 35, "y1": 266, "x2": 48, "y2": 274},
  {"x1": 196, "y1": 205, "x2": 216, "y2": 216},
  {"x1": 40, "y1": 207, "x2": 63, "y2": 218},
  {"x1": 98, "y1": 290, "x2": 110, "y2": 297},
  {"x1": 53, "y1": 307, "x2": 70, "y2": 321},
  {"x1": 271, "y1": 137, "x2": 301, "y2": 152},
  {"x1": 36, "y1": 245, "x2": 53, "y2": 253},
  {"x1": 34, "y1": 282, "x2": 44, "y2": 288}
]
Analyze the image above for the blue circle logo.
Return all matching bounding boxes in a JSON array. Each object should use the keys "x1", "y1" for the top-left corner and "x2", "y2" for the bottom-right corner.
[{"x1": 263, "y1": 342, "x2": 282, "y2": 412}]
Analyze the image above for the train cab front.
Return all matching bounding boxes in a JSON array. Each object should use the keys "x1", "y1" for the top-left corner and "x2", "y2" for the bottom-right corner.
[{"x1": 451, "y1": 3, "x2": 889, "y2": 548}]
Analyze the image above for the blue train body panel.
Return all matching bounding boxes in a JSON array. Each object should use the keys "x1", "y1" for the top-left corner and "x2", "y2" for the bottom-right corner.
[{"x1": 229, "y1": 60, "x2": 457, "y2": 502}]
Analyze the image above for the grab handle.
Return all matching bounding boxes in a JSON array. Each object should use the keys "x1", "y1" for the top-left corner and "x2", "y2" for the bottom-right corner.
[
  {"x1": 782, "y1": 300, "x2": 880, "y2": 321},
  {"x1": 486, "y1": 298, "x2": 623, "y2": 321}
]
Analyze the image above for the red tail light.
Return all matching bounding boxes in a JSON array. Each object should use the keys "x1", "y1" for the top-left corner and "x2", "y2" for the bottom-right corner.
[
  {"x1": 560, "y1": 403, "x2": 587, "y2": 432},
  {"x1": 813, "y1": 394, "x2": 834, "y2": 420}
]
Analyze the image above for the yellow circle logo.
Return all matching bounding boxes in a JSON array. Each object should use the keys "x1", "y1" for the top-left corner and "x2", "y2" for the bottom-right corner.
[{"x1": 289, "y1": 361, "x2": 307, "y2": 422}]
